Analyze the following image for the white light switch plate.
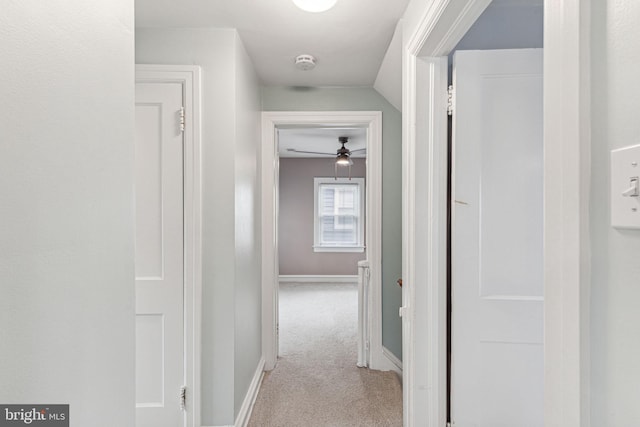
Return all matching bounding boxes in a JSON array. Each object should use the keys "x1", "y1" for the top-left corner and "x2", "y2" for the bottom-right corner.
[{"x1": 611, "y1": 144, "x2": 640, "y2": 229}]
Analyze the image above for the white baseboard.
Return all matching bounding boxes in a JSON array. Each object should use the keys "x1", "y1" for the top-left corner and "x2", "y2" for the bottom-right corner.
[
  {"x1": 381, "y1": 346, "x2": 403, "y2": 377},
  {"x1": 234, "y1": 357, "x2": 265, "y2": 427},
  {"x1": 369, "y1": 345, "x2": 403, "y2": 376},
  {"x1": 279, "y1": 275, "x2": 358, "y2": 284}
]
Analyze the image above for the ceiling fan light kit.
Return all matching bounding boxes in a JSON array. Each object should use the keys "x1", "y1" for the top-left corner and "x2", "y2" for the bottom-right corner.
[
  {"x1": 285, "y1": 135, "x2": 360, "y2": 179},
  {"x1": 335, "y1": 136, "x2": 354, "y2": 180},
  {"x1": 336, "y1": 153, "x2": 352, "y2": 166},
  {"x1": 292, "y1": 0, "x2": 337, "y2": 13}
]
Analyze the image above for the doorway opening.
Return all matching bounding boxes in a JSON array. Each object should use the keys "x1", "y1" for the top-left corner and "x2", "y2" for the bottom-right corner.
[
  {"x1": 445, "y1": 3, "x2": 544, "y2": 425},
  {"x1": 399, "y1": 0, "x2": 579, "y2": 425},
  {"x1": 277, "y1": 126, "x2": 368, "y2": 363},
  {"x1": 261, "y1": 111, "x2": 392, "y2": 372}
]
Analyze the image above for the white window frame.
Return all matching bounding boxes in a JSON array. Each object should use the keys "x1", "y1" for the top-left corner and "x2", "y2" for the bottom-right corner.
[{"x1": 313, "y1": 177, "x2": 365, "y2": 253}]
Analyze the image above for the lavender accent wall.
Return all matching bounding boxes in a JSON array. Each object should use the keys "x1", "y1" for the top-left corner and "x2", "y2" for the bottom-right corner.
[{"x1": 279, "y1": 158, "x2": 366, "y2": 275}]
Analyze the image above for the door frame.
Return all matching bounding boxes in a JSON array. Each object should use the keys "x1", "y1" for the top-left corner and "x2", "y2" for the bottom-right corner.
[
  {"x1": 261, "y1": 111, "x2": 384, "y2": 371},
  {"x1": 401, "y1": 1, "x2": 591, "y2": 426},
  {"x1": 135, "y1": 65, "x2": 202, "y2": 427}
]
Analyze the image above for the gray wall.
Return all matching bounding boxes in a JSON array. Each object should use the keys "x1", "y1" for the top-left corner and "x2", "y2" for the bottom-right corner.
[
  {"x1": 136, "y1": 28, "x2": 262, "y2": 425},
  {"x1": 262, "y1": 87, "x2": 403, "y2": 360},
  {"x1": 279, "y1": 158, "x2": 366, "y2": 275},
  {"x1": 0, "y1": 1, "x2": 136, "y2": 426},
  {"x1": 455, "y1": 3, "x2": 543, "y2": 51},
  {"x1": 451, "y1": 3, "x2": 543, "y2": 80},
  {"x1": 591, "y1": 0, "x2": 640, "y2": 424}
]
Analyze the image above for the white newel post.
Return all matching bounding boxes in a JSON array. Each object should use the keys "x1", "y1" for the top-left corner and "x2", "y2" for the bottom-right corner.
[{"x1": 357, "y1": 260, "x2": 370, "y2": 367}]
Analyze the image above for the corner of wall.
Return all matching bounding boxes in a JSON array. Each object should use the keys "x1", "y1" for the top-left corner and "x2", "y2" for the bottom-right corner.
[{"x1": 373, "y1": 20, "x2": 403, "y2": 112}]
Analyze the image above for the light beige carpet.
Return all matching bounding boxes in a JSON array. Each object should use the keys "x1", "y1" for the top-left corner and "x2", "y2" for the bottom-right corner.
[{"x1": 248, "y1": 283, "x2": 402, "y2": 427}]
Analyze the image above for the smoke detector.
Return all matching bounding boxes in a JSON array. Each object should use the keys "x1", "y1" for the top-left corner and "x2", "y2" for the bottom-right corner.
[{"x1": 295, "y1": 54, "x2": 316, "y2": 71}]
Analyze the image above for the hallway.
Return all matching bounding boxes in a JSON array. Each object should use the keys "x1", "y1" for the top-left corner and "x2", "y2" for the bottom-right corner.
[{"x1": 248, "y1": 283, "x2": 402, "y2": 426}]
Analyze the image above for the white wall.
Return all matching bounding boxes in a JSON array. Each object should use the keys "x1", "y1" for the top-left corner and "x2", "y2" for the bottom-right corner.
[
  {"x1": 402, "y1": 0, "x2": 435, "y2": 44},
  {"x1": 374, "y1": 21, "x2": 403, "y2": 112},
  {"x1": 136, "y1": 27, "x2": 263, "y2": 426},
  {"x1": 232, "y1": 32, "x2": 263, "y2": 420},
  {"x1": 0, "y1": 1, "x2": 135, "y2": 426},
  {"x1": 590, "y1": 0, "x2": 640, "y2": 424}
]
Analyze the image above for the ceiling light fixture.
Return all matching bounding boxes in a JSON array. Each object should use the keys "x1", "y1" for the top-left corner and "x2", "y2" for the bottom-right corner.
[
  {"x1": 292, "y1": 0, "x2": 337, "y2": 13},
  {"x1": 335, "y1": 153, "x2": 352, "y2": 166},
  {"x1": 335, "y1": 136, "x2": 353, "y2": 180}
]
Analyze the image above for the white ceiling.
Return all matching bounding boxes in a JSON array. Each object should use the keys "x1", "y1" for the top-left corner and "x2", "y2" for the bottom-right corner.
[
  {"x1": 490, "y1": 0, "x2": 543, "y2": 5},
  {"x1": 278, "y1": 127, "x2": 366, "y2": 158},
  {"x1": 135, "y1": 0, "x2": 411, "y2": 86},
  {"x1": 135, "y1": 0, "x2": 543, "y2": 158}
]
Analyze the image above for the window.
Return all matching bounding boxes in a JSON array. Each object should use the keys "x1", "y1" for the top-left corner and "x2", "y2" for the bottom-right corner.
[{"x1": 313, "y1": 177, "x2": 365, "y2": 252}]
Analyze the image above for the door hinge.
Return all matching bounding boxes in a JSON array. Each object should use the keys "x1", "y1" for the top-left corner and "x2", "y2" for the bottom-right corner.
[
  {"x1": 447, "y1": 85, "x2": 454, "y2": 116},
  {"x1": 179, "y1": 107, "x2": 185, "y2": 132},
  {"x1": 179, "y1": 385, "x2": 186, "y2": 411}
]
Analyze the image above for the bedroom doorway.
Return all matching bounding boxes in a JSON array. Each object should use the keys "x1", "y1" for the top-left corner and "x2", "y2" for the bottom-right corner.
[
  {"x1": 277, "y1": 126, "x2": 368, "y2": 364},
  {"x1": 261, "y1": 111, "x2": 390, "y2": 371}
]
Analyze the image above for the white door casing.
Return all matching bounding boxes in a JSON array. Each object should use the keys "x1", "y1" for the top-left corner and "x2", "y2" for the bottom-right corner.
[
  {"x1": 135, "y1": 65, "x2": 202, "y2": 427},
  {"x1": 450, "y1": 49, "x2": 544, "y2": 426},
  {"x1": 403, "y1": 1, "x2": 591, "y2": 425},
  {"x1": 401, "y1": 2, "x2": 492, "y2": 426},
  {"x1": 261, "y1": 111, "x2": 383, "y2": 371}
]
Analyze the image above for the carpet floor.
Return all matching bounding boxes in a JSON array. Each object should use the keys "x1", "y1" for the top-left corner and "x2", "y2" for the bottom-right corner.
[{"x1": 248, "y1": 282, "x2": 403, "y2": 427}]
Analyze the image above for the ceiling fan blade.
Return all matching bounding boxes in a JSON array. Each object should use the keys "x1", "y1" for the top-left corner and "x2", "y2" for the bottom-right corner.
[
  {"x1": 286, "y1": 148, "x2": 335, "y2": 155},
  {"x1": 350, "y1": 148, "x2": 366, "y2": 153}
]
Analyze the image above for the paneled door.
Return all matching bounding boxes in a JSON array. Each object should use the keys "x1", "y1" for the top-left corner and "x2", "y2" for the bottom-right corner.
[
  {"x1": 451, "y1": 49, "x2": 543, "y2": 426},
  {"x1": 135, "y1": 80, "x2": 185, "y2": 427}
]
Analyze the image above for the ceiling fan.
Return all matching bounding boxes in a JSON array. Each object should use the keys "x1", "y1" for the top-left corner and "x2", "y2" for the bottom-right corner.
[
  {"x1": 286, "y1": 136, "x2": 364, "y2": 180},
  {"x1": 285, "y1": 136, "x2": 366, "y2": 165}
]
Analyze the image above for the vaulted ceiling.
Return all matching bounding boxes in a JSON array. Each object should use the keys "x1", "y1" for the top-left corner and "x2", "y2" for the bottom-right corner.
[
  {"x1": 135, "y1": 0, "x2": 544, "y2": 155},
  {"x1": 135, "y1": 0, "x2": 410, "y2": 87}
]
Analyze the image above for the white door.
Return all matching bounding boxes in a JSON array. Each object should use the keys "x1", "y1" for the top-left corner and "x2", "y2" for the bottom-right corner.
[
  {"x1": 135, "y1": 81, "x2": 185, "y2": 427},
  {"x1": 451, "y1": 49, "x2": 543, "y2": 427}
]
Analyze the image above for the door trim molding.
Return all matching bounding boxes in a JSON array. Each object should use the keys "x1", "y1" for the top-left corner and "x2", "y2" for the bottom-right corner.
[
  {"x1": 402, "y1": 53, "x2": 451, "y2": 427},
  {"x1": 135, "y1": 64, "x2": 202, "y2": 427},
  {"x1": 402, "y1": 1, "x2": 590, "y2": 426},
  {"x1": 278, "y1": 275, "x2": 358, "y2": 284},
  {"x1": 403, "y1": 3, "x2": 491, "y2": 425},
  {"x1": 543, "y1": 1, "x2": 591, "y2": 425},
  {"x1": 261, "y1": 111, "x2": 382, "y2": 371}
]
